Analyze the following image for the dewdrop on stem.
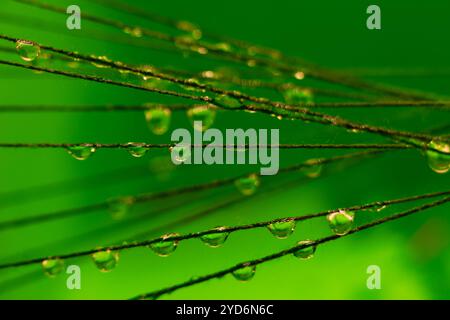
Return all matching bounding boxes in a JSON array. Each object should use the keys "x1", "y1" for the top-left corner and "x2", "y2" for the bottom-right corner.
[{"x1": 16, "y1": 40, "x2": 41, "y2": 62}]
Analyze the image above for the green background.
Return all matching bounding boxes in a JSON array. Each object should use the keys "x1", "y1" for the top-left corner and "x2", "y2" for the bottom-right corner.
[{"x1": 0, "y1": 0, "x2": 449, "y2": 299}]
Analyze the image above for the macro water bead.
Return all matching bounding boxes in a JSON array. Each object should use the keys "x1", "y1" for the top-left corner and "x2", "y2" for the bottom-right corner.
[
  {"x1": 41, "y1": 258, "x2": 65, "y2": 277},
  {"x1": 425, "y1": 140, "x2": 450, "y2": 174},
  {"x1": 234, "y1": 174, "x2": 260, "y2": 196},
  {"x1": 66, "y1": 144, "x2": 96, "y2": 160},
  {"x1": 283, "y1": 88, "x2": 313, "y2": 104},
  {"x1": 299, "y1": 159, "x2": 323, "y2": 178},
  {"x1": 200, "y1": 227, "x2": 230, "y2": 248},
  {"x1": 149, "y1": 233, "x2": 179, "y2": 257},
  {"x1": 144, "y1": 107, "x2": 171, "y2": 135},
  {"x1": 126, "y1": 142, "x2": 148, "y2": 158},
  {"x1": 16, "y1": 40, "x2": 41, "y2": 62},
  {"x1": 232, "y1": 264, "x2": 256, "y2": 281},
  {"x1": 267, "y1": 219, "x2": 296, "y2": 239},
  {"x1": 293, "y1": 240, "x2": 317, "y2": 260},
  {"x1": 187, "y1": 105, "x2": 216, "y2": 131},
  {"x1": 327, "y1": 210, "x2": 355, "y2": 236},
  {"x1": 91, "y1": 249, "x2": 119, "y2": 272}
]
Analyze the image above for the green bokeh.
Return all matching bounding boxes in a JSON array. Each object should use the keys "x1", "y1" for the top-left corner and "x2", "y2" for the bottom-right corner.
[{"x1": 0, "y1": 0, "x2": 449, "y2": 299}]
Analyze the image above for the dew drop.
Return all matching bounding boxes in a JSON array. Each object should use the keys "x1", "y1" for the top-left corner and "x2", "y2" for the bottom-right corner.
[
  {"x1": 267, "y1": 219, "x2": 296, "y2": 239},
  {"x1": 200, "y1": 227, "x2": 230, "y2": 248},
  {"x1": 144, "y1": 107, "x2": 171, "y2": 135},
  {"x1": 293, "y1": 240, "x2": 316, "y2": 260},
  {"x1": 187, "y1": 105, "x2": 216, "y2": 131},
  {"x1": 41, "y1": 258, "x2": 64, "y2": 277},
  {"x1": 300, "y1": 159, "x2": 323, "y2": 178},
  {"x1": 66, "y1": 144, "x2": 96, "y2": 160},
  {"x1": 234, "y1": 174, "x2": 260, "y2": 196},
  {"x1": 108, "y1": 196, "x2": 135, "y2": 220},
  {"x1": 91, "y1": 249, "x2": 119, "y2": 272},
  {"x1": 327, "y1": 210, "x2": 355, "y2": 236},
  {"x1": 283, "y1": 88, "x2": 313, "y2": 104},
  {"x1": 232, "y1": 263, "x2": 256, "y2": 281},
  {"x1": 149, "y1": 233, "x2": 179, "y2": 257},
  {"x1": 127, "y1": 142, "x2": 148, "y2": 158},
  {"x1": 176, "y1": 21, "x2": 202, "y2": 40},
  {"x1": 169, "y1": 145, "x2": 191, "y2": 164},
  {"x1": 16, "y1": 40, "x2": 40, "y2": 62},
  {"x1": 214, "y1": 94, "x2": 241, "y2": 109},
  {"x1": 425, "y1": 140, "x2": 450, "y2": 174}
]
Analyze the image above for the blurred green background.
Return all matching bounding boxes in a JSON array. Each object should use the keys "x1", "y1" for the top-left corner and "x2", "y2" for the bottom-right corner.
[{"x1": 0, "y1": 0, "x2": 449, "y2": 299}]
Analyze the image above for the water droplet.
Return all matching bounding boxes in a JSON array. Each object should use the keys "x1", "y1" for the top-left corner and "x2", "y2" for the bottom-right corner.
[
  {"x1": 66, "y1": 144, "x2": 96, "y2": 160},
  {"x1": 149, "y1": 233, "x2": 179, "y2": 257},
  {"x1": 425, "y1": 140, "x2": 450, "y2": 174},
  {"x1": 127, "y1": 142, "x2": 148, "y2": 158},
  {"x1": 144, "y1": 107, "x2": 171, "y2": 135},
  {"x1": 283, "y1": 88, "x2": 313, "y2": 104},
  {"x1": 234, "y1": 174, "x2": 260, "y2": 196},
  {"x1": 327, "y1": 210, "x2": 355, "y2": 236},
  {"x1": 300, "y1": 159, "x2": 323, "y2": 178},
  {"x1": 91, "y1": 249, "x2": 119, "y2": 272},
  {"x1": 267, "y1": 219, "x2": 296, "y2": 239},
  {"x1": 108, "y1": 196, "x2": 135, "y2": 220},
  {"x1": 169, "y1": 145, "x2": 191, "y2": 164},
  {"x1": 16, "y1": 40, "x2": 40, "y2": 62},
  {"x1": 41, "y1": 258, "x2": 64, "y2": 277},
  {"x1": 232, "y1": 263, "x2": 256, "y2": 281},
  {"x1": 187, "y1": 105, "x2": 216, "y2": 131},
  {"x1": 366, "y1": 204, "x2": 387, "y2": 213},
  {"x1": 293, "y1": 240, "x2": 316, "y2": 260},
  {"x1": 214, "y1": 94, "x2": 241, "y2": 109},
  {"x1": 123, "y1": 26, "x2": 143, "y2": 38},
  {"x1": 200, "y1": 227, "x2": 229, "y2": 248}
]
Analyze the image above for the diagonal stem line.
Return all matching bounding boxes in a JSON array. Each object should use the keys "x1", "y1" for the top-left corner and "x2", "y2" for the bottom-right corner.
[{"x1": 130, "y1": 196, "x2": 450, "y2": 300}]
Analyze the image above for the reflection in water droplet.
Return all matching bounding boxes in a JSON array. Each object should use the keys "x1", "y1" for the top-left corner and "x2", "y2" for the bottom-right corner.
[
  {"x1": 234, "y1": 174, "x2": 260, "y2": 196},
  {"x1": 66, "y1": 144, "x2": 96, "y2": 160},
  {"x1": 16, "y1": 40, "x2": 41, "y2": 62},
  {"x1": 149, "y1": 233, "x2": 179, "y2": 257},
  {"x1": 293, "y1": 240, "x2": 316, "y2": 260},
  {"x1": 327, "y1": 210, "x2": 355, "y2": 236},
  {"x1": 145, "y1": 107, "x2": 171, "y2": 135},
  {"x1": 232, "y1": 264, "x2": 256, "y2": 281},
  {"x1": 425, "y1": 140, "x2": 450, "y2": 174},
  {"x1": 200, "y1": 227, "x2": 229, "y2": 248},
  {"x1": 42, "y1": 258, "x2": 65, "y2": 277},
  {"x1": 91, "y1": 249, "x2": 119, "y2": 272},
  {"x1": 267, "y1": 219, "x2": 296, "y2": 239}
]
